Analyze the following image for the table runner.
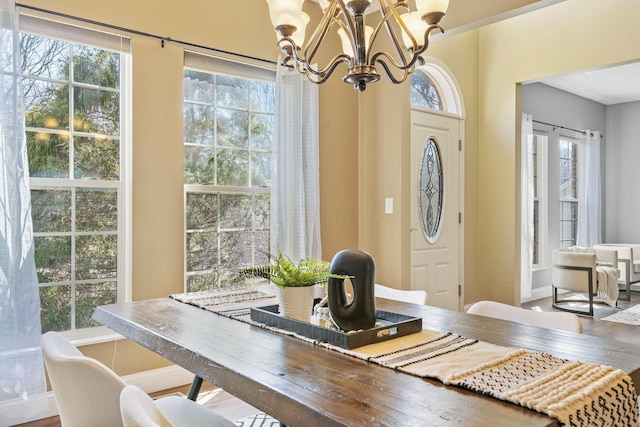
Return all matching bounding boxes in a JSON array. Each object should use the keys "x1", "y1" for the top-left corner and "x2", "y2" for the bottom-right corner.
[{"x1": 170, "y1": 290, "x2": 639, "y2": 426}]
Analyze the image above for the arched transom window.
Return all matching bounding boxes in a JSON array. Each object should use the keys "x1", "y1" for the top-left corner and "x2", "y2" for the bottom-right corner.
[{"x1": 410, "y1": 69, "x2": 443, "y2": 111}]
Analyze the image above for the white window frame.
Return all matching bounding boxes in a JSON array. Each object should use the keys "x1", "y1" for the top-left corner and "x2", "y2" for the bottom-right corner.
[
  {"x1": 531, "y1": 132, "x2": 548, "y2": 270},
  {"x1": 183, "y1": 51, "x2": 275, "y2": 292},
  {"x1": 20, "y1": 13, "x2": 132, "y2": 342},
  {"x1": 558, "y1": 135, "x2": 579, "y2": 249}
]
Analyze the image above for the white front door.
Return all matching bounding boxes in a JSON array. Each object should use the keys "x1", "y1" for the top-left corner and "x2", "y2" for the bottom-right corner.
[{"x1": 410, "y1": 110, "x2": 461, "y2": 311}]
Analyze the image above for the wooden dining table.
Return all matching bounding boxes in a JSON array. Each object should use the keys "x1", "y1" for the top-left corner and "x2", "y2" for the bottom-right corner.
[{"x1": 93, "y1": 296, "x2": 640, "y2": 427}]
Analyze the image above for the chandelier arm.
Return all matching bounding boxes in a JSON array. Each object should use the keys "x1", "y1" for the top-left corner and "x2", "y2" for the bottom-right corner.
[
  {"x1": 364, "y1": 0, "x2": 411, "y2": 65},
  {"x1": 370, "y1": 24, "x2": 442, "y2": 72},
  {"x1": 414, "y1": 25, "x2": 444, "y2": 57},
  {"x1": 278, "y1": 34, "x2": 352, "y2": 78},
  {"x1": 363, "y1": 3, "x2": 390, "y2": 64},
  {"x1": 302, "y1": 1, "x2": 342, "y2": 67},
  {"x1": 373, "y1": 57, "x2": 411, "y2": 84},
  {"x1": 302, "y1": 58, "x2": 348, "y2": 84},
  {"x1": 337, "y1": 0, "x2": 358, "y2": 42},
  {"x1": 371, "y1": 50, "x2": 417, "y2": 75},
  {"x1": 382, "y1": 19, "x2": 411, "y2": 67},
  {"x1": 305, "y1": 54, "x2": 353, "y2": 78},
  {"x1": 334, "y1": 17, "x2": 356, "y2": 65},
  {"x1": 383, "y1": 0, "x2": 419, "y2": 58}
]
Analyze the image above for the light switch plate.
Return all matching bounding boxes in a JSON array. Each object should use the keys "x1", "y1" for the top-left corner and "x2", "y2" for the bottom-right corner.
[{"x1": 385, "y1": 198, "x2": 393, "y2": 214}]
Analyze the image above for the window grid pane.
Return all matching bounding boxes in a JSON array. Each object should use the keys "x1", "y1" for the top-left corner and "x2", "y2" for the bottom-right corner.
[
  {"x1": 184, "y1": 67, "x2": 274, "y2": 292},
  {"x1": 410, "y1": 70, "x2": 443, "y2": 110},
  {"x1": 559, "y1": 137, "x2": 578, "y2": 248},
  {"x1": 22, "y1": 30, "x2": 125, "y2": 332}
]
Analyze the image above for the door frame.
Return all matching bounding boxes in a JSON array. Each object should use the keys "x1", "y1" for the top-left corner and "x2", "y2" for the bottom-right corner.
[
  {"x1": 411, "y1": 58, "x2": 465, "y2": 310},
  {"x1": 410, "y1": 108, "x2": 464, "y2": 311}
]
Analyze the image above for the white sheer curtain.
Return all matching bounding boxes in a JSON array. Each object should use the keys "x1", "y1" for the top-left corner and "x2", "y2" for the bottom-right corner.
[
  {"x1": 271, "y1": 59, "x2": 322, "y2": 261},
  {"x1": 0, "y1": 0, "x2": 47, "y2": 424},
  {"x1": 577, "y1": 130, "x2": 602, "y2": 247},
  {"x1": 520, "y1": 113, "x2": 534, "y2": 299}
]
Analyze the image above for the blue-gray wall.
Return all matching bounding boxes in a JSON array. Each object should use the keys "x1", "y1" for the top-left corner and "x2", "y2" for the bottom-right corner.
[
  {"x1": 605, "y1": 101, "x2": 640, "y2": 243},
  {"x1": 522, "y1": 83, "x2": 640, "y2": 300},
  {"x1": 521, "y1": 82, "x2": 607, "y2": 298}
]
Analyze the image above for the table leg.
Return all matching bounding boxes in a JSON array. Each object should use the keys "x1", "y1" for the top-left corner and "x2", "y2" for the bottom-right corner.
[{"x1": 187, "y1": 375, "x2": 203, "y2": 401}]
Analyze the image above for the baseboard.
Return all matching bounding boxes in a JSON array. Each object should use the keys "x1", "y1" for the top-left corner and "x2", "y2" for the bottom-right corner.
[
  {"x1": 465, "y1": 287, "x2": 554, "y2": 310},
  {"x1": 0, "y1": 393, "x2": 56, "y2": 427},
  {"x1": 521, "y1": 285, "x2": 553, "y2": 303},
  {"x1": 122, "y1": 364, "x2": 195, "y2": 393},
  {"x1": 0, "y1": 364, "x2": 195, "y2": 426}
]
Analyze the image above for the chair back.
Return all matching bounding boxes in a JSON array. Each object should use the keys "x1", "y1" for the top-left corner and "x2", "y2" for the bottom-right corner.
[
  {"x1": 551, "y1": 248, "x2": 597, "y2": 293},
  {"x1": 374, "y1": 284, "x2": 427, "y2": 305},
  {"x1": 41, "y1": 331, "x2": 126, "y2": 427},
  {"x1": 467, "y1": 300, "x2": 582, "y2": 333},
  {"x1": 120, "y1": 385, "x2": 173, "y2": 427}
]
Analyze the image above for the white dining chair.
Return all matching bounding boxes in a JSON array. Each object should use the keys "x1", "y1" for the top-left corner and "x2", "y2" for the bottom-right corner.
[
  {"x1": 120, "y1": 384, "x2": 234, "y2": 427},
  {"x1": 466, "y1": 300, "x2": 583, "y2": 334},
  {"x1": 41, "y1": 331, "x2": 234, "y2": 427},
  {"x1": 374, "y1": 283, "x2": 427, "y2": 305}
]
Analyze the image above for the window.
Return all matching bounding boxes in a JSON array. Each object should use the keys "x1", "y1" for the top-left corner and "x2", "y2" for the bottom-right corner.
[
  {"x1": 21, "y1": 16, "x2": 131, "y2": 332},
  {"x1": 419, "y1": 138, "x2": 443, "y2": 243},
  {"x1": 183, "y1": 53, "x2": 275, "y2": 292},
  {"x1": 410, "y1": 69, "x2": 443, "y2": 110},
  {"x1": 559, "y1": 136, "x2": 578, "y2": 248},
  {"x1": 530, "y1": 133, "x2": 548, "y2": 267}
]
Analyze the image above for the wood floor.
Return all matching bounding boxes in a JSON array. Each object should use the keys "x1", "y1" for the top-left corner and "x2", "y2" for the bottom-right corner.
[
  {"x1": 15, "y1": 380, "x2": 261, "y2": 427},
  {"x1": 521, "y1": 288, "x2": 640, "y2": 346},
  {"x1": 17, "y1": 290, "x2": 640, "y2": 427}
]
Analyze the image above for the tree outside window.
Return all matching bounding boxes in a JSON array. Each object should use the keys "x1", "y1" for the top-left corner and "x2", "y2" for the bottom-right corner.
[
  {"x1": 184, "y1": 68, "x2": 274, "y2": 292},
  {"x1": 21, "y1": 31, "x2": 127, "y2": 332}
]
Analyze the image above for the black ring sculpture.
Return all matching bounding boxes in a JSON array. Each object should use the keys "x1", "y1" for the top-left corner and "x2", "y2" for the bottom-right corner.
[{"x1": 327, "y1": 249, "x2": 377, "y2": 331}]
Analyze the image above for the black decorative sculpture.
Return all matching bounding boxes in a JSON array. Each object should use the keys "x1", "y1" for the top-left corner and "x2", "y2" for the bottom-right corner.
[{"x1": 327, "y1": 249, "x2": 377, "y2": 331}]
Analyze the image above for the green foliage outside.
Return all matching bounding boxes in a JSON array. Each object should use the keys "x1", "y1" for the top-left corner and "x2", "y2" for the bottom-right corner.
[
  {"x1": 22, "y1": 33, "x2": 121, "y2": 332},
  {"x1": 24, "y1": 33, "x2": 276, "y2": 331},
  {"x1": 184, "y1": 69, "x2": 274, "y2": 292}
]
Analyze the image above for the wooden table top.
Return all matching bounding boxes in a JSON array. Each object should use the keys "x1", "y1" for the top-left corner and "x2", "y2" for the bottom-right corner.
[{"x1": 93, "y1": 297, "x2": 640, "y2": 427}]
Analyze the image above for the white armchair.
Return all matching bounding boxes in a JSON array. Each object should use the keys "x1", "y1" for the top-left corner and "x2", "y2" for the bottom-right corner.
[
  {"x1": 551, "y1": 246, "x2": 619, "y2": 316},
  {"x1": 593, "y1": 244, "x2": 640, "y2": 301}
]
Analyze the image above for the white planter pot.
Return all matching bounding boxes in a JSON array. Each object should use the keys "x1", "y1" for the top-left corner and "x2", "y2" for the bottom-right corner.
[{"x1": 275, "y1": 285, "x2": 315, "y2": 322}]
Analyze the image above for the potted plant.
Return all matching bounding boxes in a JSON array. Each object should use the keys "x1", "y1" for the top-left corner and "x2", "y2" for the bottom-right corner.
[{"x1": 238, "y1": 249, "x2": 331, "y2": 321}]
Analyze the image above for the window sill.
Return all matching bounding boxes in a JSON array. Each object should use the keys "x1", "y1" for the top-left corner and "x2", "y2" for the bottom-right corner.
[{"x1": 59, "y1": 326, "x2": 124, "y2": 347}]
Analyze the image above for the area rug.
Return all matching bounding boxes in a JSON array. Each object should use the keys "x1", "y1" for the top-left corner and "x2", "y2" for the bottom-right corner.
[
  {"x1": 234, "y1": 412, "x2": 280, "y2": 426},
  {"x1": 602, "y1": 304, "x2": 640, "y2": 325}
]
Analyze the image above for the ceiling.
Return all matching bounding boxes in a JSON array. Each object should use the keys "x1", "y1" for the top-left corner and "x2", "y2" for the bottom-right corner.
[
  {"x1": 312, "y1": 0, "x2": 565, "y2": 35},
  {"x1": 309, "y1": 1, "x2": 640, "y2": 106},
  {"x1": 539, "y1": 61, "x2": 640, "y2": 106},
  {"x1": 441, "y1": 0, "x2": 565, "y2": 36}
]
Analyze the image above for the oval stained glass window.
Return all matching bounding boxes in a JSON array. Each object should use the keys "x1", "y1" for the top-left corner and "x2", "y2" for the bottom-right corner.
[{"x1": 419, "y1": 138, "x2": 443, "y2": 243}]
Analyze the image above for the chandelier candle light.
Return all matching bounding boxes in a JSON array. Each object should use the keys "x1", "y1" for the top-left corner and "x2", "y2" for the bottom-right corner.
[{"x1": 265, "y1": 0, "x2": 449, "y2": 91}]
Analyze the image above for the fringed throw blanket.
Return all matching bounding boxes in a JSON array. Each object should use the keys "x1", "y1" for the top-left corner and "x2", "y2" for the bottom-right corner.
[
  {"x1": 596, "y1": 265, "x2": 620, "y2": 307},
  {"x1": 170, "y1": 290, "x2": 639, "y2": 427},
  {"x1": 565, "y1": 246, "x2": 619, "y2": 306}
]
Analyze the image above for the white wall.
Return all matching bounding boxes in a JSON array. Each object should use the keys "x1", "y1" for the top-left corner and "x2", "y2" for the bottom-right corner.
[{"x1": 605, "y1": 101, "x2": 640, "y2": 243}]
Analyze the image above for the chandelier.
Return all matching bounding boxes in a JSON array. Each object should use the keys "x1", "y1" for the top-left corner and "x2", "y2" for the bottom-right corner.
[{"x1": 265, "y1": 0, "x2": 449, "y2": 91}]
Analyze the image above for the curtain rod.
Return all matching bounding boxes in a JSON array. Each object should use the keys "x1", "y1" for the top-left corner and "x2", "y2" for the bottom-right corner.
[
  {"x1": 532, "y1": 119, "x2": 604, "y2": 138},
  {"x1": 15, "y1": 3, "x2": 278, "y2": 67}
]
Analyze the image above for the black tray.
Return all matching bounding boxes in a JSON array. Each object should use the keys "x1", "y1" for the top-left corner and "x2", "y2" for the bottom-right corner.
[{"x1": 250, "y1": 299, "x2": 422, "y2": 349}]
